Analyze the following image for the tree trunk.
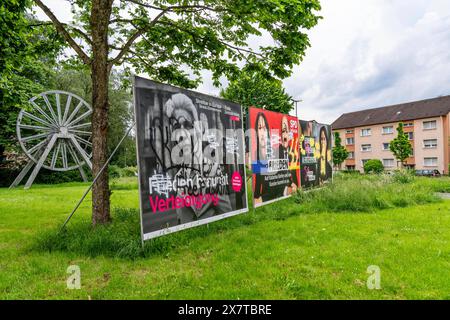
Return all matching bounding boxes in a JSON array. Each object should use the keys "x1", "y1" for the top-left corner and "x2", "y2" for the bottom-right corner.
[{"x1": 90, "y1": 1, "x2": 113, "y2": 225}]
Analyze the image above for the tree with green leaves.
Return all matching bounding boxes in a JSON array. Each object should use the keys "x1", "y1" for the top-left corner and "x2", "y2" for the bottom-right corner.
[
  {"x1": 220, "y1": 70, "x2": 293, "y2": 117},
  {"x1": 332, "y1": 132, "x2": 348, "y2": 170},
  {"x1": 1, "y1": 0, "x2": 29, "y2": 77},
  {"x1": 34, "y1": 0, "x2": 322, "y2": 225},
  {"x1": 1, "y1": 4, "x2": 65, "y2": 160},
  {"x1": 389, "y1": 123, "x2": 412, "y2": 168}
]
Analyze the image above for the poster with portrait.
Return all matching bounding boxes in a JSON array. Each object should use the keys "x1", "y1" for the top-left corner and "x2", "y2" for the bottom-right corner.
[
  {"x1": 299, "y1": 120, "x2": 333, "y2": 188},
  {"x1": 133, "y1": 76, "x2": 248, "y2": 241},
  {"x1": 249, "y1": 108, "x2": 300, "y2": 207}
]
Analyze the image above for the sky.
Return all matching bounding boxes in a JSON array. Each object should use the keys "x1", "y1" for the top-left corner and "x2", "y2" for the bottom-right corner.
[{"x1": 35, "y1": 0, "x2": 450, "y2": 124}]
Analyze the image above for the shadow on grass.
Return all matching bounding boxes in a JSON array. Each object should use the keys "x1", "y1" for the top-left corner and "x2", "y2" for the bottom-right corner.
[{"x1": 31, "y1": 173, "x2": 445, "y2": 260}]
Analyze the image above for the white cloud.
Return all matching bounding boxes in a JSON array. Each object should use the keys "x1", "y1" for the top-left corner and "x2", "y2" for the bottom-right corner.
[{"x1": 284, "y1": 0, "x2": 450, "y2": 124}]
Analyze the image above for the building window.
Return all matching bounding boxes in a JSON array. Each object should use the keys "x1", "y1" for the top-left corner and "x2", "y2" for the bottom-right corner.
[
  {"x1": 346, "y1": 137, "x2": 354, "y2": 145},
  {"x1": 423, "y1": 120, "x2": 437, "y2": 130},
  {"x1": 424, "y1": 157, "x2": 438, "y2": 167},
  {"x1": 423, "y1": 139, "x2": 438, "y2": 148},
  {"x1": 382, "y1": 126, "x2": 393, "y2": 134},
  {"x1": 361, "y1": 144, "x2": 372, "y2": 152},
  {"x1": 361, "y1": 128, "x2": 372, "y2": 137},
  {"x1": 348, "y1": 152, "x2": 354, "y2": 159},
  {"x1": 411, "y1": 148, "x2": 414, "y2": 156},
  {"x1": 346, "y1": 129, "x2": 354, "y2": 134},
  {"x1": 382, "y1": 143, "x2": 390, "y2": 151},
  {"x1": 408, "y1": 132, "x2": 414, "y2": 140},
  {"x1": 404, "y1": 122, "x2": 414, "y2": 127},
  {"x1": 361, "y1": 159, "x2": 370, "y2": 166},
  {"x1": 346, "y1": 165, "x2": 355, "y2": 170},
  {"x1": 383, "y1": 159, "x2": 395, "y2": 168}
]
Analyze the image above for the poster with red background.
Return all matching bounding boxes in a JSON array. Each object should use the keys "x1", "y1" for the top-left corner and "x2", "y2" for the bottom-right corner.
[{"x1": 249, "y1": 107, "x2": 300, "y2": 207}]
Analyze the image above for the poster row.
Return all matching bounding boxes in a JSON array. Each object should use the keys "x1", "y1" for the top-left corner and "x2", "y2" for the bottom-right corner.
[{"x1": 134, "y1": 76, "x2": 332, "y2": 241}]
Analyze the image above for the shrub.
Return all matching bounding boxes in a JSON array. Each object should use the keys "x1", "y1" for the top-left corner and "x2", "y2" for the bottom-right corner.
[
  {"x1": 0, "y1": 167, "x2": 92, "y2": 187},
  {"x1": 121, "y1": 166, "x2": 138, "y2": 177},
  {"x1": 340, "y1": 170, "x2": 361, "y2": 175},
  {"x1": 392, "y1": 169, "x2": 415, "y2": 184},
  {"x1": 364, "y1": 159, "x2": 384, "y2": 174},
  {"x1": 294, "y1": 174, "x2": 440, "y2": 213},
  {"x1": 108, "y1": 165, "x2": 122, "y2": 179}
]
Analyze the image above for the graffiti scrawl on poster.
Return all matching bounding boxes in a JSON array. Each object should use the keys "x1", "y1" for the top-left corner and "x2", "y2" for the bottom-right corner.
[
  {"x1": 299, "y1": 120, "x2": 333, "y2": 188},
  {"x1": 249, "y1": 108, "x2": 300, "y2": 207},
  {"x1": 133, "y1": 76, "x2": 248, "y2": 241}
]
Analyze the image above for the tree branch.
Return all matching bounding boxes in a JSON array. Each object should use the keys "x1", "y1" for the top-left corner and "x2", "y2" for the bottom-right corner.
[
  {"x1": 108, "y1": 7, "x2": 169, "y2": 65},
  {"x1": 157, "y1": 20, "x2": 264, "y2": 61},
  {"x1": 27, "y1": 21, "x2": 93, "y2": 45},
  {"x1": 123, "y1": 0, "x2": 223, "y2": 13},
  {"x1": 33, "y1": 0, "x2": 92, "y2": 65},
  {"x1": 109, "y1": 1, "x2": 235, "y2": 66}
]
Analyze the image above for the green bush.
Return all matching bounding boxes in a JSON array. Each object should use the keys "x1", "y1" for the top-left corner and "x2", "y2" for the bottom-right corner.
[
  {"x1": 392, "y1": 169, "x2": 415, "y2": 184},
  {"x1": 340, "y1": 170, "x2": 361, "y2": 175},
  {"x1": 121, "y1": 166, "x2": 137, "y2": 177},
  {"x1": 364, "y1": 159, "x2": 384, "y2": 174},
  {"x1": 108, "y1": 165, "x2": 137, "y2": 179},
  {"x1": 294, "y1": 174, "x2": 440, "y2": 213},
  {"x1": 0, "y1": 167, "x2": 92, "y2": 187},
  {"x1": 108, "y1": 165, "x2": 122, "y2": 179}
]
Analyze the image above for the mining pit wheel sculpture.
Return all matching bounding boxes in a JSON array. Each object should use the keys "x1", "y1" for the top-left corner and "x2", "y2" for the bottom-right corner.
[{"x1": 10, "y1": 90, "x2": 93, "y2": 189}]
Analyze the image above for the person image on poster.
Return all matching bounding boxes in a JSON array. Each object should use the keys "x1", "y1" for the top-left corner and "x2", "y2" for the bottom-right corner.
[
  {"x1": 165, "y1": 93, "x2": 233, "y2": 223},
  {"x1": 279, "y1": 115, "x2": 298, "y2": 195},
  {"x1": 253, "y1": 112, "x2": 271, "y2": 205},
  {"x1": 318, "y1": 126, "x2": 332, "y2": 186}
]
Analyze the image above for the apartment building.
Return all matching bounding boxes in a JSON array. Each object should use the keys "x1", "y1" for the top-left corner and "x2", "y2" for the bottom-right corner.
[{"x1": 332, "y1": 95, "x2": 450, "y2": 174}]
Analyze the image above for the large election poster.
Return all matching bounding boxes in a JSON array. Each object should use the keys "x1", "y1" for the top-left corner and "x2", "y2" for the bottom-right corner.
[
  {"x1": 133, "y1": 76, "x2": 248, "y2": 241},
  {"x1": 249, "y1": 108, "x2": 300, "y2": 207},
  {"x1": 299, "y1": 120, "x2": 333, "y2": 188}
]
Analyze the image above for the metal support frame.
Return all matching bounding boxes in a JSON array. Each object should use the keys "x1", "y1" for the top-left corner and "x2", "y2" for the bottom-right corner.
[
  {"x1": 11, "y1": 91, "x2": 93, "y2": 189},
  {"x1": 24, "y1": 135, "x2": 58, "y2": 189}
]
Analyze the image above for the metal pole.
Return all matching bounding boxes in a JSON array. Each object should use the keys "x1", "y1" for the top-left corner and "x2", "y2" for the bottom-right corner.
[
  {"x1": 59, "y1": 121, "x2": 135, "y2": 232},
  {"x1": 291, "y1": 98, "x2": 302, "y2": 118}
]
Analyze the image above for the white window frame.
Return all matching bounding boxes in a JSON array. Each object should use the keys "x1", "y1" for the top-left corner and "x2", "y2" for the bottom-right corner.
[
  {"x1": 423, "y1": 120, "x2": 437, "y2": 130},
  {"x1": 348, "y1": 152, "x2": 354, "y2": 159},
  {"x1": 346, "y1": 137, "x2": 354, "y2": 145},
  {"x1": 382, "y1": 159, "x2": 395, "y2": 168},
  {"x1": 361, "y1": 144, "x2": 372, "y2": 152},
  {"x1": 382, "y1": 143, "x2": 390, "y2": 151},
  {"x1": 403, "y1": 122, "x2": 414, "y2": 128},
  {"x1": 346, "y1": 129, "x2": 354, "y2": 134},
  {"x1": 361, "y1": 128, "x2": 372, "y2": 137},
  {"x1": 423, "y1": 139, "x2": 438, "y2": 149},
  {"x1": 361, "y1": 159, "x2": 370, "y2": 167},
  {"x1": 424, "y1": 157, "x2": 438, "y2": 167},
  {"x1": 382, "y1": 126, "x2": 394, "y2": 135},
  {"x1": 408, "y1": 132, "x2": 414, "y2": 140}
]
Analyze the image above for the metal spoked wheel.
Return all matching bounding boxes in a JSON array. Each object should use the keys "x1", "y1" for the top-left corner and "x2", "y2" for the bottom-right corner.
[{"x1": 16, "y1": 90, "x2": 93, "y2": 172}]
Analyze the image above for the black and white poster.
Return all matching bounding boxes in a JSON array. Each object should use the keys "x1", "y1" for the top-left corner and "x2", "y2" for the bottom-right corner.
[{"x1": 133, "y1": 76, "x2": 248, "y2": 241}]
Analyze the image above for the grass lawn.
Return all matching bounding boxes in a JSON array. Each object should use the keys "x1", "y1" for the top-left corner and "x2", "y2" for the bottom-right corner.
[{"x1": 1, "y1": 175, "x2": 450, "y2": 299}]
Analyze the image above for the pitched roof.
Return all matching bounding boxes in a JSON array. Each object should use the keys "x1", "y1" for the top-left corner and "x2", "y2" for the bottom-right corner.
[{"x1": 332, "y1": 95, "x2": 450, "y2": 130}]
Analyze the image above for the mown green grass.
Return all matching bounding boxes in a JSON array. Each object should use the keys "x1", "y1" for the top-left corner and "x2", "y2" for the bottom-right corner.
[{"x1": 1, "y1": 175, "x2": 450, "y2": 299}]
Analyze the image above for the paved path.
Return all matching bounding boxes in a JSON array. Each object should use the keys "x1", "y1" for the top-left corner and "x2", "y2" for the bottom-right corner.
[{"x1": 436, "y1": 193, "x2": 450, "y2": 199}]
